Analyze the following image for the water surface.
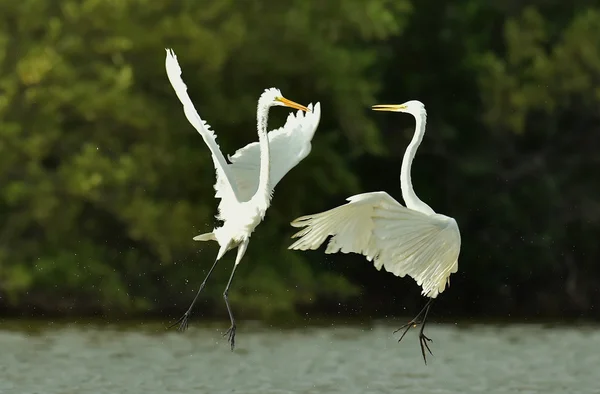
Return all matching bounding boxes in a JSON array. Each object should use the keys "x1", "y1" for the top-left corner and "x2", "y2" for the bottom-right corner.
[{"x1": 1, "y1": 321, "x2": 598, "y2": 393}]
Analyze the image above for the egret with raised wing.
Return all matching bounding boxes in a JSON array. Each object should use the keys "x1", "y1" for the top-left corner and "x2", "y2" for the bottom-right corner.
[
  {"x1": 165, "y1": 48, "x2": 321, "y2": 350},
  {"x1": 288, "y1": 100, "x2": 460, "y2": 364}
]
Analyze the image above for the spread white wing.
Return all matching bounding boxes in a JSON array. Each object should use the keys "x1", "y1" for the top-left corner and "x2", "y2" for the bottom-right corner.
[
  {"x1": 289, "y1": 191, "x2": 461, "y2": 298},
  {"x1": 223, "y1": 102, "x2": 321, "y2": 203},
  {"x1": 166, "y1": 47, "x2": 321, "y2": 222},
  {"x1": 165, "y1": 48, "x2": 240, "y2": 208}
]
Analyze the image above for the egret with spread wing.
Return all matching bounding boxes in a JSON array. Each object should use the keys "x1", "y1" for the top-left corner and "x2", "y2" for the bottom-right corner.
[
  {"x1": 288, "y1": 100, "x2": 460, "y2": 364},
  {"x1": 165, "y1": 49, "x2": 321, "y2": 350}
]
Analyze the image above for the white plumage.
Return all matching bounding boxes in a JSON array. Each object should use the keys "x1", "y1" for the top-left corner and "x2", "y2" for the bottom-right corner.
[
  {"x1": 216, "y1": 101, "x2": 321, "y2": 215},
  {"x1": 290, "y1": 192, "x2": 460, "y2": 298},
  {"x1": 289, "y1": 100, "x2": 461, "y2": 363},
  {"x1": 165, "y1": 48, "x2": 321, "y2": 350}
]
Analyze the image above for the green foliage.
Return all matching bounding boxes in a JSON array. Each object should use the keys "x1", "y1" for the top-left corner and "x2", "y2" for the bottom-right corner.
[
  {"x1": 1, "y1": 0, "x2": 599, "y2": 319},
  {"x1": 0, "y1": 0, "x2": 409, "y2": 316},
  {"x1": 352, "y1": 1, "x2": 600, "y2": 317},
  {"x1": 474, "y1": 6, "x2": 600, "y2": 311}
]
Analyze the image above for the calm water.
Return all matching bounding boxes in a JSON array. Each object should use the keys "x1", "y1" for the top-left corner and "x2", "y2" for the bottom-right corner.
[{"x1": 0, "y1": 321, "x2": 598, "y2": 394}]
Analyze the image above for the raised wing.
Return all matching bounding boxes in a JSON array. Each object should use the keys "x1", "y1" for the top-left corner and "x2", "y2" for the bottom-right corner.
[
  {"x1": 289, "y1": 191, "x2": 461, "y2": 298},
  {"x1": 165, "y1": 49, "x2": 240, "y2": 205},
  {"x1": 224, "y1": 102, "x2": 321, "y2": 202}
]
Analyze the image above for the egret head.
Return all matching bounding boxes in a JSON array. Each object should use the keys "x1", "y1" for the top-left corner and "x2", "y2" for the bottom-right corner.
[
  {"x1": 372, "y1": 100, "x2": 426, "y2": 118},
  {"x1": 259, "y1": 88, "x2": 310, "y2": 112}
]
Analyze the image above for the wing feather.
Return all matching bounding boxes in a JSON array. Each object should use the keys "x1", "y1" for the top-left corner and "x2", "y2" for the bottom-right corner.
[
  {"x1": 225, "y1": 102, "x2": 321, "y2": 202},
  {"x1": 165, "y1": 49, "x2": 240, "y2": 205},
  {"x1": 289, "y1": 192, "x2": 461, "y2": 298},
  {"x1": 289, "y1": 192, "x2": 400, "y2": 262},
  {"x1": 374, "y1": 205, "x2": 460, "y2": 297}
]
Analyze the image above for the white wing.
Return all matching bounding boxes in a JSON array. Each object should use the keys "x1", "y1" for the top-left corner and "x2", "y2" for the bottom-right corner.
[
  {"x1": 289, "y1": 192, "x2": 397, "y2": 260},
  {"x1": 165, "y1": 49, "x2": 240, "y2": 207},
  {"x1": 372, "y1": 201, "x2": 461, "y2": 298},
  {"x1": 224, "y1": 102, "x2": 321, "y2": 202},
  {"x1": 289, "y1": 191, "x2": 461, "y2": 298}
]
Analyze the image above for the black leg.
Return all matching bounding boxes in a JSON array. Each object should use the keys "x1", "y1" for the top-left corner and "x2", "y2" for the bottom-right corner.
[
  {"x1": 222, "y1": 263, "x2": 239, "y2": 351},
  {"x1": 417, "y1": 300, "x2": 433, "y2": 364},
  {"x1": 394, "y1": 298, "x2": 435, "y2": 364},
  {"x1": 168, "y1": 256, "x2": 220, "y2": 331}
]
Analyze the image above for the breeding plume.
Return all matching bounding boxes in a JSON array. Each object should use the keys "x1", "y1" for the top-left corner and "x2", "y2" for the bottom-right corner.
[
  {"x1": 165, "y1": 48, "x2": 321, "y2": 350},
  {"x1": 289, "y1": 100, "x2": 460, "y2": 364}
]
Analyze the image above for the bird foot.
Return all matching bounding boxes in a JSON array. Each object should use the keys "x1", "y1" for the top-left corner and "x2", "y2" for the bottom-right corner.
[
  {"x1": 419, "y1": 332, "x2": 434, "y2": 364},
  {"x1": 394, "y1": 319, "x2": 434, "y2": 364},
  {"x1": 167, "y1": 312, "x2": 191, "y2": 332},
  {"x1": 394, "y1": 319, "x2": 421, "y2": 341},
  {"x1": 223, "y1": 324, "x2": 237, "y2": 351}
]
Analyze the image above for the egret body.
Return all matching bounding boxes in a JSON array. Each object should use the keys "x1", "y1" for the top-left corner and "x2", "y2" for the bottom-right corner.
[
  {"x1": 289, "y1": 100, "x2": 460, "y2": 363},
  {"x1": 165, "y1": 49, "x2": 321, "y2": 349}
]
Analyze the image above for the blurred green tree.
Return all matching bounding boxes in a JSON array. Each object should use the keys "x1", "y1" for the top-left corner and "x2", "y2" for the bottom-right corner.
[
  {"x1": 2, "y1": 0, "x2": 599, "y2": 321},
  {"x1": 342, "y1": 1, "x2": 600, "y2": 318},
  {"x1": 475, "y1": 6, "x2": 600, "y2": 315},
  {"x1": 0, "y1": 0, "x2": 411, "y2": 318}
]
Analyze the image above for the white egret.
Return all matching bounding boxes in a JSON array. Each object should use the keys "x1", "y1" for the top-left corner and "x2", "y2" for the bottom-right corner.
[
  {"x1": 288, "y1": 100, "x2": 460, "y2": 364},
  {"x1": 165, "y1": 49, "x2": 321, "y2": 350}
]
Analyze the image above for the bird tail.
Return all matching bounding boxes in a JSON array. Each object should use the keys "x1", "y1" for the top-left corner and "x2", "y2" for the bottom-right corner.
[
  {"x1": 193, "y1": 231, "x2": 233, "y2": 261},
  {"x1": 193, "y1": 232, "x2": 217, "y2": 242}
]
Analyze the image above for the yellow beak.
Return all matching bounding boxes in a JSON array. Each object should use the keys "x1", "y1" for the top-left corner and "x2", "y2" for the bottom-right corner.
[
  {"x1": 277, "y1": 97, "x2": 311, "y2": 112},
  {"x1": 371, "y1": 104, "x2": 407, "y2": 112}
]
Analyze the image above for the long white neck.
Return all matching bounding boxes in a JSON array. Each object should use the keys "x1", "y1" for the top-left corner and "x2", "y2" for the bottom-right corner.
[
  {"x1": 253, "y1": 101, "x2": 271, "y2": 208},
  {"x1": 400, "y1": 111, "x2": 435, "y2": 215}
]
